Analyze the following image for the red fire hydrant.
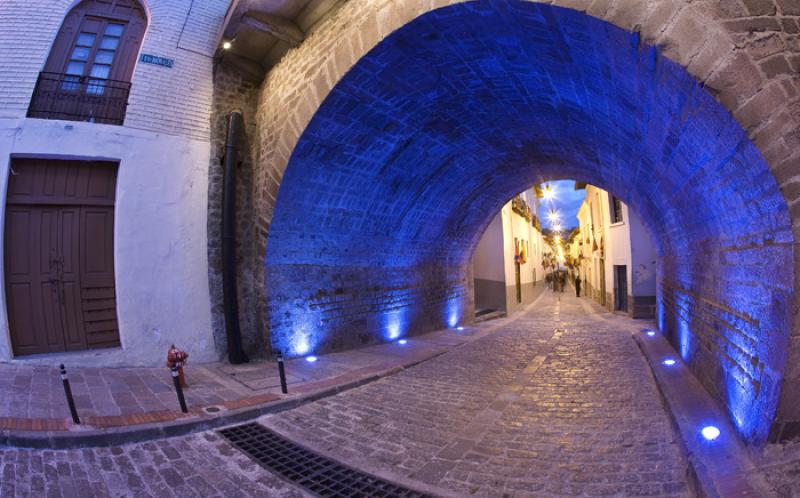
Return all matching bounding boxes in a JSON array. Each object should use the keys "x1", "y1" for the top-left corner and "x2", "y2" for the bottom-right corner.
[{"x1": 166, "y1": 344, "x2": 189, "y2": 388}]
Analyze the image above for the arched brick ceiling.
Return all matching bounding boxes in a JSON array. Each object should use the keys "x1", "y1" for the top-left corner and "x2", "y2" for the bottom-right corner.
[{"x1": 265, "y1": 2, "x2": 793, "y2": 443}]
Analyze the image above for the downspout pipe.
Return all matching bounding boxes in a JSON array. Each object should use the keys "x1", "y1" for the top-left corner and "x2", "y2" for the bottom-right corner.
[{"x1": 222, "y1": 111, "x2": 249, "y2": 364}]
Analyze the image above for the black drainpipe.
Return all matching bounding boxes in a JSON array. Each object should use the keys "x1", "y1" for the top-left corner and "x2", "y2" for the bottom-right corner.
[{"x1": 222, "y1": 111, "x2": 249, "y2": 364}]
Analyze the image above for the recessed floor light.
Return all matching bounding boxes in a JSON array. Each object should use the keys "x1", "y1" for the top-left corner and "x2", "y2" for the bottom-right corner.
[
  {"x1": 701, "y1": 426, "x2": 720, "y2": 441},
  {"x1": 305, "y1": 356, "x2": 318, "y2": 363}
]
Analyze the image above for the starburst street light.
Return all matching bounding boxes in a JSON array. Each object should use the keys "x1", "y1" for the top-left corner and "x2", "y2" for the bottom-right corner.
[
  {"x1": 542, "y1": 183, "x2": 557, "y2": 202},
  {"x1": 547, "y1": 209, "x2": 560, "y2": 224}
]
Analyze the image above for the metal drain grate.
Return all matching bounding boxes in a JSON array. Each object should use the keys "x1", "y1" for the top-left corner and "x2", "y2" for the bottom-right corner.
[{"x1": 220, "y1": 423, "x2": 435, "y2": 498}]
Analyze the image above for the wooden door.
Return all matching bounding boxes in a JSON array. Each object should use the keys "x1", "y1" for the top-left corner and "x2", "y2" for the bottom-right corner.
[
  {"x1": 614, "y1": 265, "x2": 628, "y2": 312},
  {"x1": 599, "y1": 260, "x2": 606, "y2": 306},
  {"x1": 5, "y1": 206, "x2": 65, "y2": 354},
  {"x1": 4, "y1": 159, "x2": 119, "y2": 355}
]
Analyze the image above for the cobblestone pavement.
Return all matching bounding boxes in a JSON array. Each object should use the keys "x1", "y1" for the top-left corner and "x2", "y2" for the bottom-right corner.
[
  {"x1": 9, "y1": 292, "x2": 780, "y2": 497},
  {"x1": 0, "y1": 431, "x2": 309, "y2": 498},
  {"x1": 263, "y1": 292, "x2": 692, "y2": 497},
  {"x1": 758, "y1": 440, "x2": 800, "y2": 498}
]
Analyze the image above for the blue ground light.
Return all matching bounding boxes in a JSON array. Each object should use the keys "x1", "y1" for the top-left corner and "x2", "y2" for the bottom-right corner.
[
  {"x1": 701, "y1": 426, "x2": 721, "y2": 441},
  {"x1": 264, "y1": 1, "x2": 793, "y2": 443}
]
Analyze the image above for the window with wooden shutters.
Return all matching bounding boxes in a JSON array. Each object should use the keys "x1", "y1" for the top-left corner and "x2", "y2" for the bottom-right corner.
[{"x1": 28, "y1": 0, "x2": 147, "y2": 125}]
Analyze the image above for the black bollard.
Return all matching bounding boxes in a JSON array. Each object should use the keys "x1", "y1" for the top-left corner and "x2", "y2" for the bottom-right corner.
[
  {"x1": 277, "y1": 352, "x2": 288, "y2": 394},
  {"x1": 171, "y1": 365, "x2": 188, "y2": 413},
  {"x1": 59, "y1": 364, "x2": 80, "y2": 424}
]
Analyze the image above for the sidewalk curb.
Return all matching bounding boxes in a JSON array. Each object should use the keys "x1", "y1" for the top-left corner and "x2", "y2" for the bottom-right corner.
[
  {"x1": 633, "y1": 335, "x2": 711, "y2": 498},
  {"x1": 0, "y1": 353, "x2": 444, "y2": 449},
  {"x1": 633, "y1": 333, "x2": 772, "y2": 498}
]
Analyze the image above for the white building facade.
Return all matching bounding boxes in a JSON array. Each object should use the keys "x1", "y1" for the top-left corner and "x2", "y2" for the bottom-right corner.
[
  {"x1": 0, "y1": 0, "x2": 231, "y2": 366},
  {"x1": 575, "y1": 184, "x2": 658, "y2": 318},
  {"x1": 472, "y1": 188, "x2": 546, "y2": 314}
]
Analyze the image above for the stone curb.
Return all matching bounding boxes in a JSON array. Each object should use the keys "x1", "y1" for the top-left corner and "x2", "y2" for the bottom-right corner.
[
  {"x1": 0, "y1": 353, "x2": 444, "y2": 450},
  {"x1": 633, "y1": 333, "x2": 771, "y2": 498}
]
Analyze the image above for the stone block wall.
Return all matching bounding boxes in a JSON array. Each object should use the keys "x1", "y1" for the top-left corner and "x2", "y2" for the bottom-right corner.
[
  {"x1": 240, "y1": 0, "x2": 800, "y2": 444},
  {"x1": 266, "y1": 263, "x2": 473, "y2": 354},
  {"x1": 207, "y1": 66, "x2": 265, "y2": 358}
]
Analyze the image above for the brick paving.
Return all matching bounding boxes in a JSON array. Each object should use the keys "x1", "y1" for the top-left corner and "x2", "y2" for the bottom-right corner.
[
  {"x1": 263, "y1": 293, "x2": 692, "y2": 497},
  {"x1": 0, "y1": 431, "x2": 309, "y2": 498},
  {"x1": 0, "y1": 333, "x2": 460, "y2": 432}
]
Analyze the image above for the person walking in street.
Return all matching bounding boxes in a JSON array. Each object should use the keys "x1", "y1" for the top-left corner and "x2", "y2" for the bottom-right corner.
[{"x1": 575, "y1": 275, "x2": 581, "y2": 297}]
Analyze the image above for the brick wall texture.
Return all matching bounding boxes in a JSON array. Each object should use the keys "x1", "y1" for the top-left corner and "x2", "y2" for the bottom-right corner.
[
  {"x1": 246, "y1": 0, "x2": 800, "y2": 445},
  {"x1": 0, "y1": 0, "x2": 230, "y2": 140}
]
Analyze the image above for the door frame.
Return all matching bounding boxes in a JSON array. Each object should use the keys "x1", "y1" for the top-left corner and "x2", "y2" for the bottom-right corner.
[{"x1": 3, "y1": 157, "x2": 120, "y2": 356}]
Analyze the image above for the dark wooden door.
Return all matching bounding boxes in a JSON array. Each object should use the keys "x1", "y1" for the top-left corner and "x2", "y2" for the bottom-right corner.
[
  {"x1": 599, "y1": 259, "x2": 606, "y2": 306},
  {"x1": 614, "y1": 265, "x2": 628, "y2": 312},
  {"x1": 4, "y1": 159, "x2": 119, "y2": 355}
]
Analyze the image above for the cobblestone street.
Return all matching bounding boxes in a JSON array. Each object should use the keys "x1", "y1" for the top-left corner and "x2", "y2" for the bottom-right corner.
[
  {"x1": 263, "y1": 292, "x2": 691, "y2": 497},
  {"x1": 4, "y1": 291, "x2": 793, "y2": 497},
  {"x1": 0, "y1": 431, "x2": 308, "y2": 498}
]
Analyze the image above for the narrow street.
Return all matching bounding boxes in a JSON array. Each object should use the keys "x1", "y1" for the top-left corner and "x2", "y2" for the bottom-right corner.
[
  {"x1": 2, "y1": 292, "x2": 697, "y2": 497},
  {"x1": 264, "y1": 291, "x2": 690, "y2": 497}
]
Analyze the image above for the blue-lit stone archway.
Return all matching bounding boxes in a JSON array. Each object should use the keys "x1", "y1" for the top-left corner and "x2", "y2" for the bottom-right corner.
[{"x1": 263, "y1": 1, "x2": 793, "y2": 444}]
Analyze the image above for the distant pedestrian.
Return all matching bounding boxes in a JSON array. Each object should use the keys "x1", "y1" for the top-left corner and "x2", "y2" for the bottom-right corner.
[{"x1": 575, "y1": 275, "x2": 581, "y2": 297}]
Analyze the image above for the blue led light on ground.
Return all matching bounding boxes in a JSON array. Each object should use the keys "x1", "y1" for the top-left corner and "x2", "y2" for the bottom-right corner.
[
  {"x1": 398, "y1": 339, "x2": 407, "y2": 345},
  {"x1": 305, "y1": 356, "x2": 318, "y2": 363},
  {"x1": 662, "y1": 359, "x2": 676, "y2": 366},
  {"x1": 701, "y1": 426, "x2": 720, "y2": 441},
  {"x1": 456, "y1": 326, "x2": 464, "y2": 331},
  {"x1": 646, "y1": 331, "x2": 656, "y2": 337}
]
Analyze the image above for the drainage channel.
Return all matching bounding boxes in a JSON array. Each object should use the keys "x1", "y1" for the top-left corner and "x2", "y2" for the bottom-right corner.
[{"x1": 220, "y1": 423, "x2": 436, "y2": 498}]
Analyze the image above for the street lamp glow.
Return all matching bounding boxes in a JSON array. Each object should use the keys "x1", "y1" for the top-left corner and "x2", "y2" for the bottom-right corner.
[
  {"x1": 542, "y1": 184, "x2": 556, "y2": 202},
  {"x1": 547, "y1": 209, "x2": 560, "y2": 223},
  {"x1": 222, "y1": 40, "x2": 232, "y2": 50},
  {"x1": 701, "y1": 426, "x2": 720, "y2": 441}
]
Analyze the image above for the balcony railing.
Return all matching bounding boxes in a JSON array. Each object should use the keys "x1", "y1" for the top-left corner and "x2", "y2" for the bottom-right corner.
[{"x1": 27, "y1": 72, "x2": 131, "y2": 126}]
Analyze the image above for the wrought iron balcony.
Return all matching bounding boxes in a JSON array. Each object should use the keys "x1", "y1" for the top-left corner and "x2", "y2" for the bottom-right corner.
[{"x1": 27, "y1": 72, "x2": 131, "y2": 126}]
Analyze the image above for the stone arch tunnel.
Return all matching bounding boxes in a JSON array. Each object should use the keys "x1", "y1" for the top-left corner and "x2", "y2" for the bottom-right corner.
[{"x1": 252, "y1": 1, "x2": 797, "y2": 444}]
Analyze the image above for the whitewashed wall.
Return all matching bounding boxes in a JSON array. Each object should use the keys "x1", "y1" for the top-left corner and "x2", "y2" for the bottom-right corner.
[{"x1": 0, "y1": 0, "x2": 232, "y2": 366}]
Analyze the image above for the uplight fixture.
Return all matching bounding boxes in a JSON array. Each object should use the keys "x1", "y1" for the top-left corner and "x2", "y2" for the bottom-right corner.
[{"x1": 701, "y1": 426, "x2": 720, "y2": 441}]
